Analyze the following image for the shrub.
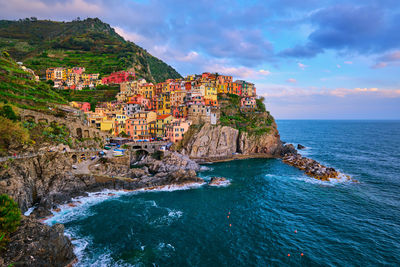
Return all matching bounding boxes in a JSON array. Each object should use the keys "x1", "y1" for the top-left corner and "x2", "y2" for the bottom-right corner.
[
  {"x1": 151, "y1": 150, "x2": 164, "y2": 160},
  {"x1": 0, "y1": 194, "x2": 21, "y2": 250},
  {"x1": 0, "y1": 117, "x2": 29, "y2": 154},
  {"x1": 0, "y1": 105, "x2": 19, "y2": 121},
  {"x1": 256, "y1": 97, "x2": 266, "y2": 112}
]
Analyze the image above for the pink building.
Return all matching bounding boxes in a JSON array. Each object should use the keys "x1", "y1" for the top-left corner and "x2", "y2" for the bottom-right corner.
[
  {"x1": 166, "y1": 118, "x2": 192, "y2": 143},
  {"x1": 71, "y1": 67, "x2": 85, "y2": 75},
  {"x1": 128, "y1": 95, "x2": 151, "y2": 110},
  {"x1": 101, "y1": 71, "x2": 135, "y2": 84},
  {"x1": 241, "y1": 97, "x2": 256, "y2": 109}
]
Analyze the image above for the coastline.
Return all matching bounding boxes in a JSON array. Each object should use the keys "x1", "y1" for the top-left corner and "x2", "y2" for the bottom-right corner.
[{"x1": 191, "y1": 153, "x2": 277, "y2": 164}]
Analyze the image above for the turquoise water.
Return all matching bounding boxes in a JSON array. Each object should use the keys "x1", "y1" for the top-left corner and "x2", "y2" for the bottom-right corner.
[{"x1": 46, "y1": 120, "x2": 400, "y2": 266}]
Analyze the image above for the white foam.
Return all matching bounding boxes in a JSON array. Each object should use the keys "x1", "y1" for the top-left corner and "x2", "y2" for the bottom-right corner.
[
  {"x1": 200, "y1": 166, "x2": 213, "y2": 171},
  {"x1": 167, "y1": 210, "x2": 183, "y2": 218},
  {"x1": 208, "y1": 179, "x2": 231, "y2": 187},
  {"x1": 43, "y1": 189, "x2": 131, "y2": 225},
  {"x1": 296, "y1": 173, "x2": 354, "y2": 186},
  {"x1": 24, "y1": 206, "x2": 36, "y2": 216},
  {"x1": 135, "y1": 182, "x2": 206, "y2": 193}
]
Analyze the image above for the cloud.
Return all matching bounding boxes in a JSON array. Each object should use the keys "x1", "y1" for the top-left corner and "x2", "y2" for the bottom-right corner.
[
  {"x1": 258, "y1": 69, "x2": 271, "y2": 76},
  {"x1": 201, "y1": 64, "x2": 272, "y2": 79},
  {"x1": 258, "y1": 83, "x2": 400, "y2": 99},
  {"x1": 280, "y1": 42, "x2": 323, "y2": 58},
  {"x1": 344, "y1": 61, "x2": 353, "y2": 64},
  {"x1": 336, "y1": 64, "x2": 341, "y2": 68},
  {"x1": 298, "y1": 62, "x2": 308, "y2": 70},
  {"x1": 372, "y1": 50, "x2": 400, "y2": 68},
  {"x1": 286, "y1": 78, "x2": 297, "y2": 83},
  {"x1": 281, "y1": 4, "x2": 400, "y2": 58},
  {"x1": 0, "y1": 0, "x2": 102, "y2": 19}
]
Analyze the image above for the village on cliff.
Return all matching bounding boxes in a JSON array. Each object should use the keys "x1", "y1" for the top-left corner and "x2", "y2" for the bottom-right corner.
[{"x1": 45, "y1": 67, "x2": 258, "y2": 143}]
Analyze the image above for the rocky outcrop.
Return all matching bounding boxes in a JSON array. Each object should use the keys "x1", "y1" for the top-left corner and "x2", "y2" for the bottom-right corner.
[
  {"x1": 183, "y1": 124, "x2": 239, "y2": 159},
  {"x1": 297, "y1": 144, "x2": 306, "y2": 150},
  {"x1": 182, "y1": 123, "x2": 282, "y2": 161},
  {"x1": 238, "y1": 122, "x2": 281, "y2": 155},
  {"x1": 281, "y1": 144, "x2": 353, "y2": 181},
  {"x1": 0, "y1": 216, "x2": 76, "y2": 267},
  {"x1": 208, "y1": 177, "x2": 230, "y2": 186},
  {"x1": 139, "y1": 151, "x2": 201, "y2": 173},
  {"x1": 0, "y1": 151, "x2": 203, "y2": 215}
]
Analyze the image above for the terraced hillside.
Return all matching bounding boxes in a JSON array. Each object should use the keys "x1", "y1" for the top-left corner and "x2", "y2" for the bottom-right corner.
[{"x1": 0, "y1": 17, "x2": 182, "y2": 83}]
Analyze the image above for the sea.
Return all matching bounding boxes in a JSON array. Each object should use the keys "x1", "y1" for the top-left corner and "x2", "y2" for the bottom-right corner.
[{"x1": 45, "y1": 120, "x2": 400, "y2": 266}]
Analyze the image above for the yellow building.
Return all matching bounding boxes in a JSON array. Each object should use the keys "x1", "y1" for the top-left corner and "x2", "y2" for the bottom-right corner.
[
  {"x1": 46, "y1": 67, "x2": 66, "y2": 81},
  {"x1": 100, "y1": 119, "x2": 113, "y2": 132},
  {"x1": 156, "y1": 92, "x2": 171, "y2": 115},
  {"x1": 140, "y1": 83, "x2": 155, "y2": 99},
  {"x1": 204, "y1": 80, "x2": 218, "y2": 105},
  {"x1": 155, "y1": 114, "x2": 173, "y2": 137}
]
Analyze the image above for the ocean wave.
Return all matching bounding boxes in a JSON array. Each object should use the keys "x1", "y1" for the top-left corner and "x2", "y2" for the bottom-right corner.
[
  {"x1": 134, "y1": 182, "x2": 206, "y2": 193},
  {"x1": 296, "y1": 173, "x2": 355, "y2": 186},
  {"x1": 200, "y1": 165, "x2": 213, "y2": 171},
  {"x1": 43, "y1": 182, "x2": 205, "y2": 226},
  {"x1": 150, "y1": 208, "x2": 184, "y2": 227},
  {"x1": 167, "y1": 209, "x2": 183, "y2": 218},
  {"x1": 43, "y1": 189, "x2": 130, "y2": 225}
]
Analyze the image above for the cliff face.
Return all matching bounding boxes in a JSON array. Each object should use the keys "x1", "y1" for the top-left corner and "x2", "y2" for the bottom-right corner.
[
  {"x1": 0, "y1": 151, "x2": 202, "y2": 214},
  {"x1": 238, "y1": 121, "x2": 282, "y2": 155},
  {"x1": 0, "y1": 216, "x2": 76, "y2": 267},
  {"x1": 182, "y1": 122, "x2": 283, "y2": 161},
  {"x1": 182, "y1": 124, "x2": 239, "y2": 159},
  {"x1": 0, "y1": 153, "x2": 77, "y2": 213}
]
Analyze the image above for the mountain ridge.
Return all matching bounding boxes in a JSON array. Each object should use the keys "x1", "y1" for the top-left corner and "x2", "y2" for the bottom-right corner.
[{"x1": 0, "y1": 17, "x2": 182, "y2": 83}]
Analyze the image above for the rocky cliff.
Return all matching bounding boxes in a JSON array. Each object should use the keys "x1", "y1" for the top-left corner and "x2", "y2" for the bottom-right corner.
[
  {"x1": 0, "y1": 151, "x2": 202, "y2": 215},
  {"x1": 181, "y1": 122, "x2": 283, "y2": 161},
  {"x1": 0, "y1": 216, "x2": 76, "y2": 267},
  {"x1": 0, "y1": 151, "x2": 203, "y2": 265}
]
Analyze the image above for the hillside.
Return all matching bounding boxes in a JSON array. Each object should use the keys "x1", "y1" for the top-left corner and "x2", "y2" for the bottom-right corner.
[
  {"x1": 218, "y1": 93, "x2": 275, "y2": 136},
  {"x1": 0, "y1": 17, "x2": 182, "y2": 83},
  {"x1": 0, "y1": 52, "x2": 66, "y2": 110}
]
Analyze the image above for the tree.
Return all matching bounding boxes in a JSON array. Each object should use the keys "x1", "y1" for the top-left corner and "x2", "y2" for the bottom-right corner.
[
  {"x1": 0, "y1": 194, "x2": 21, "y2": 249},
  {"x1": 0, "y1": 105, "x2": 18, "y2": 121},
  {"x1": 119, "y1": 131, "x2": 128, "y2": 137},
  {"x1": 0, "y1": 117, "x2": 29, "y2": 154}
]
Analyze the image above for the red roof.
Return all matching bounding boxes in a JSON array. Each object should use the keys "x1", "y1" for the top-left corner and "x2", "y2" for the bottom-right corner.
[{"x1": 157, "y1": 114, "x2": 171, "y2": 120}]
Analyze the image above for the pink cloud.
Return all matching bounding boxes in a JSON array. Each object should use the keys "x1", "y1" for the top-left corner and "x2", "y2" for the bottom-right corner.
[{"x1": 298, "y1": 62, "x2": 308, "y2": 70}]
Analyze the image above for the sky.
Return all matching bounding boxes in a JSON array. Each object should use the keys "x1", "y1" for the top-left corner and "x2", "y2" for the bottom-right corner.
[{"x1": 1, "y1": 0, "x2": 400, "y2": 119}]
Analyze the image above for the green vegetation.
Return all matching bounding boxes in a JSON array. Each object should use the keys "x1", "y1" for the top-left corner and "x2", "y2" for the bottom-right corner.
[
  {"x1": 0, "y1": 54, "x2": 67, "y2": 110},
  {"x1": 58, "y1": 85, "x2": 120, "y2": 110},
  {"x1": 0, "y1": 17, "x2": 182, "y2": 83},
  {"x1": 0, "y1": 105, "x2": 19, "y2": 121},
  {"x1": 218, "y1": 94, "x2": 274, "y2": 136},
  {"x1": 0, "y1": 117, "x2": 30, "y2": 155},
  {"x1": 151, "y1": 150, "x2": 164, "y2": 160},
  {"x1": 0, "y1": 194, "x2": 21, "y2": 250}
]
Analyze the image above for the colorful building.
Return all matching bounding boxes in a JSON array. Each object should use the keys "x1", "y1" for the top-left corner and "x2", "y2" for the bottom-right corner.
[
  {"x1": 101, "y1": 70, "x2": 135, "y2": 84},
  {"x1": 155, "y1": 114, "x2": 173, "y2": 138},
  {"x1": 125, "y1": 111, "x2": 156, "y2": 140},
  {"x1": 165, "y1": 119, "x2": 192, "y2": 143}
]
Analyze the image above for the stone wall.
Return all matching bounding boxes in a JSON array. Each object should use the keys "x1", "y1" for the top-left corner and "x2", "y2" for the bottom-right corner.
[{"x1": 20, "y1": 109, "x2": 109, "y2": 141}]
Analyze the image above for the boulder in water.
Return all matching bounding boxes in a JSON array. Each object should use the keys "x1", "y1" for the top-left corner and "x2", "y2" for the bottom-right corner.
[
  {"x1": 209, "y1": 177, "x2": 230, "y2": 186},
  {"x1": 297, "y1": 144, "x2": 306, "y2": 150}
]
